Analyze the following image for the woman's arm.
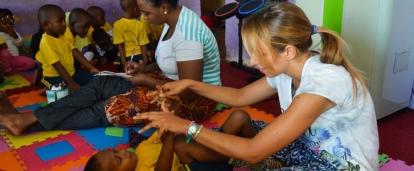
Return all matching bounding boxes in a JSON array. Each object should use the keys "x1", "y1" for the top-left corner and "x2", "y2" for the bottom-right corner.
[
  {"x1": 164, "y1": 78, "x2": 276, "y2": 107},
  {"x1": 175, "y1": 59, "x2": 203, "y2": 101},
  {"x1": 138, "y1": 93, "x2": 334, "y2": 163}
]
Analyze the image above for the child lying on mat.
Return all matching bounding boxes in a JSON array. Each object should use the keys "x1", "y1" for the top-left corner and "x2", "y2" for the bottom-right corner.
[{"x1": 85, "y1": 110, "x2": 283, "y2": 171}]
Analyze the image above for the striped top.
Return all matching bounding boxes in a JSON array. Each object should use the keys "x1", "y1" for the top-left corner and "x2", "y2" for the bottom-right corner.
[{"x1": 155, "y1": 6, "x2": 221, "y2": 85}]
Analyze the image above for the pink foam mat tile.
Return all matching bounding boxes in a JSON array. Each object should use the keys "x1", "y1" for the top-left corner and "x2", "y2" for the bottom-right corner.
[
  {"x1": 380, "y1": 158, "x2": 414, "y2": 171},
  {"x1": 16, "y1": 132, "x2": 97, "y2": 171}
]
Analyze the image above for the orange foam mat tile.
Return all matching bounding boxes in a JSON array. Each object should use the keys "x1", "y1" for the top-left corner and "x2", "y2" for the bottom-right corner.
[
  {"x1": 8, "y1": 89, "x2": 47, "y2": 108},
  {"x1": 0, "y1": 150, "x2": 26, "y2": 171}
]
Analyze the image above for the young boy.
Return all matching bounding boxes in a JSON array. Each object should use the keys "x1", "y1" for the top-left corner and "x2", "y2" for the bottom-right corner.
[
  {"x1": 113, "y1": 0, "x2": 149, "y2": 70},
  {"x1": 86, "y1": 6, "x2": 113, "y2": 38},
  {"x1": 83, "y1": 112, "x2": 256, "y2": 171},
  {"x1": 65, "y1": 8, "x2": 96, "y2": 63},
  {"x1": 36, "y1": 4, "x2": 98, "y2": 92},
  {"x1": 0, "y1": 9, "x2": 36, "y2": 73},
  {"x1": 87, "y1": 6, "x2": 117, "y2": 64}
]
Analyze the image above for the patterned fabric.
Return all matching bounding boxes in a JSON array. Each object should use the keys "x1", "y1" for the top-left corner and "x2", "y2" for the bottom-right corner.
[
  {"x1": 229, "y1": 121, "x2": 337, "y2": 171},
  {"x1": 105, "y1": 71, "x2": 217, "y2": 126}
]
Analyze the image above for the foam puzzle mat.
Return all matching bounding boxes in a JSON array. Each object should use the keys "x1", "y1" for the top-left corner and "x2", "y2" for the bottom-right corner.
[
  {"x1": 0, "y1": 74, "x2": 31, "y2": 91},
  {"x1": 0, "y1": 102, "x2": 276, "y2": 171}
]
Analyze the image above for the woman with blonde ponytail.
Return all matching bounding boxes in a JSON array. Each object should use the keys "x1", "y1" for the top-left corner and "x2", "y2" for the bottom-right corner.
[{"x1": 135, "y1": 2, "x2": 379, "y2": 170}]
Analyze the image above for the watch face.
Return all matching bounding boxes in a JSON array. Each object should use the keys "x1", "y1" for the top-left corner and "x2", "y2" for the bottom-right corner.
[{"x1": 189, "y1": 126, "x2": 197, "y2": 133}]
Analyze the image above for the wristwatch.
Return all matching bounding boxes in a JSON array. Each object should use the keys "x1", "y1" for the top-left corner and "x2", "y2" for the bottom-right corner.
[{"x1": 186, "y1": 121, "x2": 201, "y2": 143}]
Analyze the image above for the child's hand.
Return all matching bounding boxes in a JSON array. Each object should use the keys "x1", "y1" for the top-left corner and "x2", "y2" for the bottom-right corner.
[
  {"x1": 124, "y1": 61, "x2": 145, "y2": 75},
  {"x1": 160, "y1": 80, "x2": 193, "y2": 97},
  {"x1": 67, "y1": 82, "x2": 81, "y2": 92}
]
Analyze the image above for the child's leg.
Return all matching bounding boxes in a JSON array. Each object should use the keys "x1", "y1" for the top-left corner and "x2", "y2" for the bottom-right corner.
[
  {"x1": 221, "y1": 110, "x2": 256, "y2": 138},
  {"x1": 10, "y1": 55, "x2": 36, "y2": 72},
  {"x1": 174, "y1": 110, "x2": 256, "y2": 164}
]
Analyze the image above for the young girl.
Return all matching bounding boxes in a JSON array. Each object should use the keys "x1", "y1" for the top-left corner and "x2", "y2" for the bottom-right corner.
[
  {"x1": 136, "y1": 2, "x2": 379, "y2": 170},
  {"x1": 0, "y1": 9, "x2": 36, "y2": 74}
]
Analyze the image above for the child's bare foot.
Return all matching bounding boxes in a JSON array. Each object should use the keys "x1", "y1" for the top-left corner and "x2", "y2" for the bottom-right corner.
[
  {"x1": 0, "y1": 91, "x2": 17, "y2": 113},
  {"x1": 0, "y1": 112, "x2": 28, "y2": 135}
]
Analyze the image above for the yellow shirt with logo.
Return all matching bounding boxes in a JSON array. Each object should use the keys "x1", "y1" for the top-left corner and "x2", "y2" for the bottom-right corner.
[
  {"x1": 36, "y1": 33, "x2": 75, "y2": 77},
  {"x1": 113, "y1": 18, "x2": 149, "y2": 57},
  {"x1": 135, "y1": 132, "x2": 189, "y2": 171}
]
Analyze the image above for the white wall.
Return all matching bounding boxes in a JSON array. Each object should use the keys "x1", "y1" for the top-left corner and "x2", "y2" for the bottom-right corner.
[{"x1": 342, "y1": 0, "x2": 414, "y2": 118}]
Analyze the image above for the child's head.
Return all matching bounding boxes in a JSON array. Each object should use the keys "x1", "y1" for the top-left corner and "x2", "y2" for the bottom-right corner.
[
  {"x1": 137, "y1": 0, "x2": 179, "y2": 25},
  {"x1": 92, "y1": 28, "x2": 111, "y2": 50},
  {"x1": 241, "y1": 2, "x2": 365, "y2": 94},
  {"x1": 87, "y1": 6, "x2": 106, "y2": 28},
  {"x1": 38, "y1": 4, "x2": 66, "y2": 38},
  {"x1": 0, "y1": 9, "x2": 15, "y2": 32},
  {"x1": 120, "y1": 0, "x2": 140, "y2": 18},
  {"x1": 84, "y1": 149, "x2": 137, "y2": 171},
  {"x1": 68, "y1": 8, "x2": 91, "y2": 38}
]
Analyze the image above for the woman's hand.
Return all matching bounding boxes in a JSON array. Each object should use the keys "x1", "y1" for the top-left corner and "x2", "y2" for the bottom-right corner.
[
  {"x1": 134, "y1": 101, "x2": 191, "y2": 139},
  {"x1": 125, "y1": 61, "x2": 145, "y2": 75},
  {"x1": 127, "y1": 73, "x2": 147, "y2": 85},
  {"x1": 160, "y1": 79, "x2": 193, "y2": 97}
]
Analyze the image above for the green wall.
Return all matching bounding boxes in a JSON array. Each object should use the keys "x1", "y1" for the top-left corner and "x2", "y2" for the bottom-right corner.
[{"x1": 323, "y1": 0, "x2": 344, "y2": 34}]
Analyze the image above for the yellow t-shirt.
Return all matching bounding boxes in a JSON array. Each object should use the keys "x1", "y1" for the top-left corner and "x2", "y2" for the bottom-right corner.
[
  {"x1": 113, "y1": 18, "x2": 149, "y2": 57},
  {"x1": 0, "y1": 35, "x2": 5, "y2": 44},
  {"x1": 140, "y1": 16, "x2": 163, "y2": 41},
  {"x1": 87, "y1": 22, "x2": 113, "y2": 42},
  {"x1": 35, "y1": 33, "x2": 75, "y2": 77},
  {"x1": 135, "y1": 132, "x2": 189, "y2": 171},
  {"x1": 63, "y1": 27, "x2": 75, "y2": 45},
  {"x1": 74, "y1": 35, "x2": 91, "y2": 51},
  {"x1": 63, "y1": 27, "x2": 90, "y2": 51}
]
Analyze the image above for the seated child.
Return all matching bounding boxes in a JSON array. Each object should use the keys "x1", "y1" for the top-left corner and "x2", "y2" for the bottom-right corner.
[
  {"x1": 0, "y1": 8, "x2": 36, "y2": 74},
  {"x1": 87, "y1": 6, "x2": 116, "y2": 64},
  {"x1": 29, "y1": 26, "x2": 44, "y2": 58},
  {"x1": 92, "y1": 28, "x2": 117, "y2": 64},
  {"x1": 86, "y1": 6, "x2": 113, "y2": 38},
  {"x1": 66, "y1": 8, "x2": 96, "y2": 63},
  {"x1": 113, "y1": 0, "x2": 149, "y2": 69},
  {"x1": 36, "y1": 4, "x2": 99, "y2": 92}
]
